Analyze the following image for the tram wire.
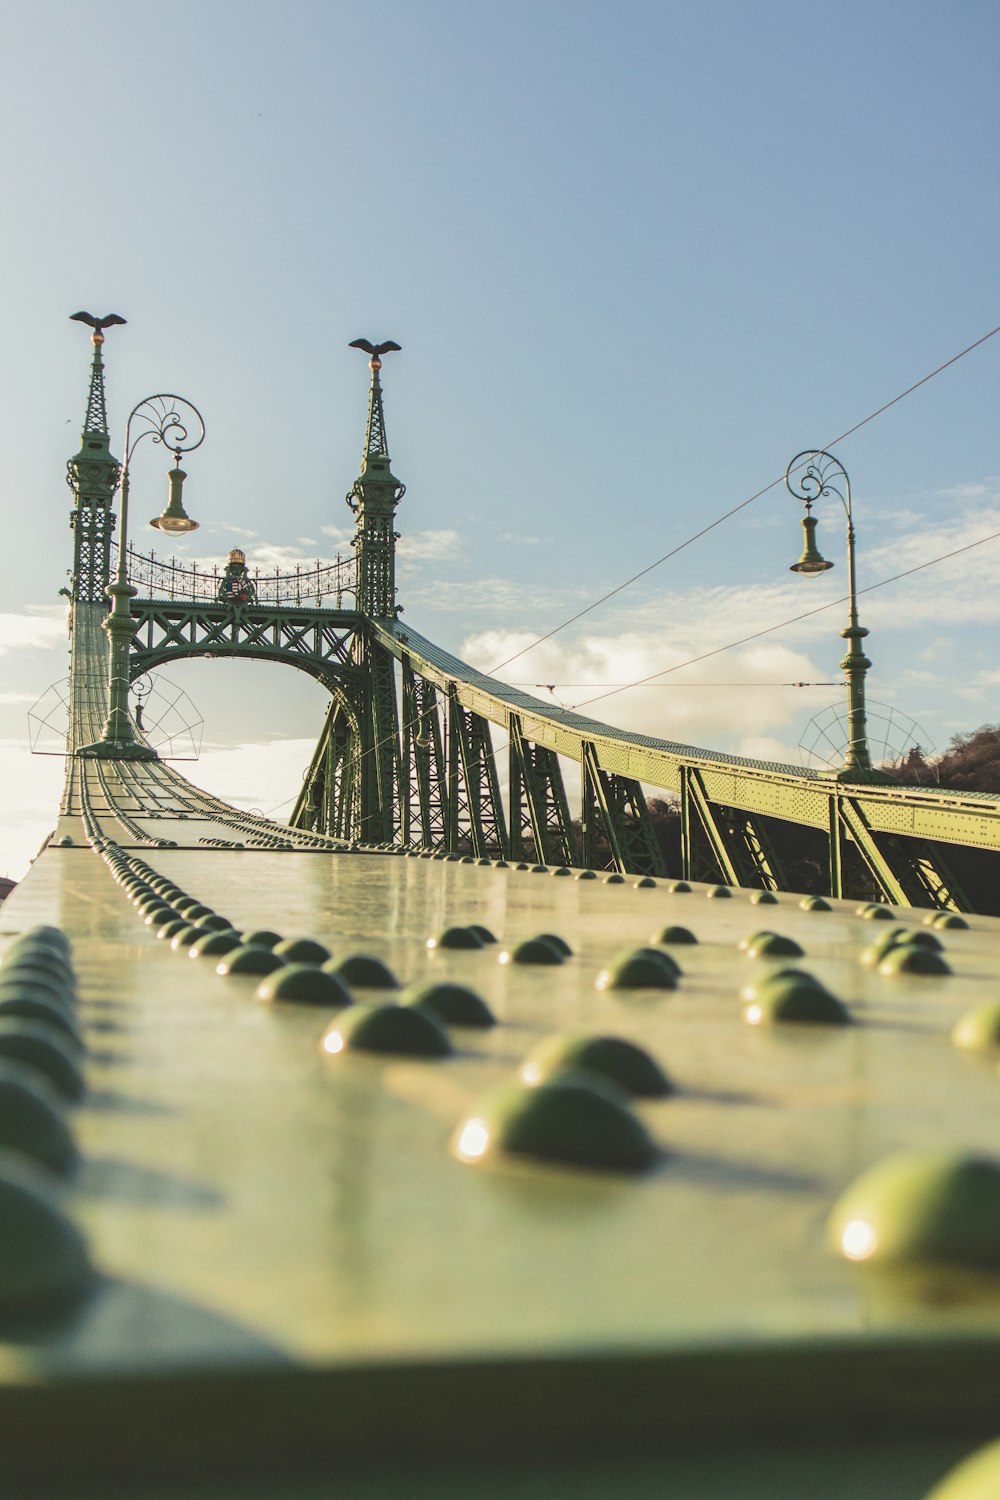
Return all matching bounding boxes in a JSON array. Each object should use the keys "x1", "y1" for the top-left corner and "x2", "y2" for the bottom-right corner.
[
  {"x1": 485, "y1": 321, "x2": 1000, "y2": 679},
  {"x1": 260, "y1": 521, "x2": 1000, "y2": 822},
  {"x1": 255, "y1": 322, "x2": 1000, "y2": 822}
]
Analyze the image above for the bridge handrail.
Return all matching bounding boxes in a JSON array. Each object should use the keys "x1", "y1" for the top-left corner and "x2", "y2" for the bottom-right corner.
[{"x1": 114, "y1": 543, "x2": 357, "y2": 608}]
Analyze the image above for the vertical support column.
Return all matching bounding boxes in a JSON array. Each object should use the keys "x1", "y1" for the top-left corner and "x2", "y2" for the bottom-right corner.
[
  {"x1": 446, "y1": 685, "x2": 461, "y2": 853},
  {"x1": 679, "y1": 765, "x2": 693, "y2": 883},
  {"x1": 828, "y1": 792, "x2": 844, "y2": 900}
]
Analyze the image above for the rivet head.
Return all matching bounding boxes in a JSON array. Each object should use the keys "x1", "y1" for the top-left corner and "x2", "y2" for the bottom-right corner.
[
  {"x1": 216, "y1": 946, "x2": 288, "y2": 977},
  {"x1": 0, "y1": 1157, "x2": 92, "y2": 1309},
  {"x1": 427, "y1": 927, "x2": 485, "y2": 951},
  {"x1": 0, "y1": 1024, "x2": 85, "y2": 1100},
  {"x1": 878, "y1": 945, "x2": 951, "y2": 977},
  {"x1": 952, "y1": 1002, "x2": 1000, "y2": 1052},
  {"x1": 633, "y1": 876, "x2": 656, "y2": 889},
  {"x1": 799, "y1": 895, "x2": 831, "y2": 912},
  {"x1": 157, "y1": 918, "x2": 192, "y2": 941},
  {"x1": 738, "y1": 931, "x2": 804, "y2": 959},
  {"x1": 741, "y1": 971, "x2": 849, "y2": 1026},
  {"x1": 668, "y1": 881, "x2": 693, "y2": 894},
  {"x1": 0, "y1": 996, "x2": 82, "y2": 1045},
  {"x1": 749, "y1": 890, "x2": 777, "y2": 905},
  {"x1": 575, "y1": 870, "x2": 598, "y2": 881},
  {"x1": 272, "y1": 937, "x2": 332, "y2": 965},
  {"x1": 705, "y1": 885, "x2": 732, "y2": 899},
  {"x1": 652, "y1": 926, "x2": 697, "y2": 945},
  {"x1": 929, "y1": 912, "x2": 970, "y2": 931},
  {"x1": 402, "y1": 982, "x2": 496, "y2": 1028},
  {"x1": 240, "y1": 930, "x2": 283, "y2": 950},
  {"x1": 520, "y1": 1033, "x2": 671, "y2": 1098},
  {"x1": 500, "y1": 938, "x2": 565, "y2": 967},
  {"x1": 466, "y1": 925, "x2": 497, "y2": 945},
  {"x1": 189, "y1": 931, "x2": 242, "y2": 959},
  {"x1": 453, "y1": 1076, "x2": 656, "y2": 1171},
  {"x1": 860, "y1": 928, "x2": 943, "y2": 967},
  {"x1": 604, "y1": 873, "x2": 625, "y2": 885},
  {"x1": 596, "y1": 949, "x2": 678, "y2": 992},
  {"x1": 326, "y1": 954, "x2": 399, "y2": 989},
  {"x1": 255, "y1": 964, "x2": 351, "y2": 1007},
  {"x1": 321, "y1": 1003, "x2": 451, "y2": 1057},
  {"x1": 856, "y1": 903, "x2": 894, "y2": 920},
  {"x1": 0, "y1": 1064, "x2": 79, "y2": 1174},
  {"x1": 828, "y1": 1151, "x2": 1000, "y2": 1269}
]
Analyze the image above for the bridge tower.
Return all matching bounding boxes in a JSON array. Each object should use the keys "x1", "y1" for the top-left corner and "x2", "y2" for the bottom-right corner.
[
  {"x1": 65, "y1": 316, "x2": 124, "y2": 604},
  {"x1": 347, "y1": 339, "x2": 405, "y2": 618},
  {"x1": 347, "y1": 341, "x2": 405, "y2": 841}
]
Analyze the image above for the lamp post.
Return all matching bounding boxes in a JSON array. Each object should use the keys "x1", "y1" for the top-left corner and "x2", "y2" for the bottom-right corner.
[
  {"x1": 79, "y1": 394, "x2": 204, "y2": 760},
  {"x1": 785, "y1": 449, "x2": 879, "y2": 780}
]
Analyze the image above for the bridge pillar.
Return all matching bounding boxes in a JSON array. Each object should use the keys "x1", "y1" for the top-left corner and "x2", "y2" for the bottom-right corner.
[{"x1": 66, "y1": 327, "x2": 121, "y2": 606}]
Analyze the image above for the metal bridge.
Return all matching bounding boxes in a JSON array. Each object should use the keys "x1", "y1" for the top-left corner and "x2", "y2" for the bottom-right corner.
[{"x1": 2, "y1": 323, "x2": 1000, "y2": 1497}]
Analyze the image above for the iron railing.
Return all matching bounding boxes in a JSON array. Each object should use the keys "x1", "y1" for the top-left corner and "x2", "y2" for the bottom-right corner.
[{"x1": 115, "y1": 543, "x2": 357, "y2": 608}]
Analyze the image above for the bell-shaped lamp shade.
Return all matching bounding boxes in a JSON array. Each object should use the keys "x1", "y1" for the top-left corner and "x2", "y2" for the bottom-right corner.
[
  {"x1": 790, "y1": 512, "x2": 833, "y2": 575},
  {"x1": 150, "y1": 462, "x2": 199, "y2": 535}
]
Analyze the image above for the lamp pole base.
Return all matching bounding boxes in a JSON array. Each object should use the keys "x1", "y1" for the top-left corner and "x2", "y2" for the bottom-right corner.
[{"x1": 76, "y1": 740, "x2": 159, "y2": 762}]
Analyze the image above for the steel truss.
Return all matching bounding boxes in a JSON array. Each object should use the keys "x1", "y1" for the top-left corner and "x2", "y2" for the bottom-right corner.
[
  {"x1": 127, "y1": 601, "x2": 362, "y2": 687},
  {"x1": 507, "y1": 715, "x2": 574, "y2": 865},
  {"x1": 679, "y1": 766, "x2": 785, "y2": 890},
  {"x1": 581, "y1": 741, "x2": 666, "y2": 876}
]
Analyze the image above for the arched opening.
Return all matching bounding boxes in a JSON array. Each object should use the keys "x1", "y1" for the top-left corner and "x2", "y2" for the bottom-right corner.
[{"x1": 134, "y1": 657, "x2": 334, "y2": 823}]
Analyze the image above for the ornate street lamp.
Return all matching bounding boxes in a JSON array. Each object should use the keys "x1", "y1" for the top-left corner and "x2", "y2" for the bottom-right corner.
[
  {"x1": 785, "y1": 449, "x2": 881, "y2": 780},
  {"x1": 79, "y1": 394, "x2": 204, "y2": 760}
]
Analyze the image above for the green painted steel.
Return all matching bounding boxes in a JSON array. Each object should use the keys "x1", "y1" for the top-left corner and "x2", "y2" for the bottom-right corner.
[
  {"x1": 9, "y1": 318, "x2": 1000, "y2": 1496},
  {"x1": 63, "y1": 325, "x2": 1000, "y2": 909},
  {"x1": 370, "y1": 618, "x2": 1000, "y2": 908}
]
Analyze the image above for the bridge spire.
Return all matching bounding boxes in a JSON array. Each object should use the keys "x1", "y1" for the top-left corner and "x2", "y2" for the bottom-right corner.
[
  {"x1": 346, "y1": 339, "x2": 405, "y2": 617},
  {"x1": 66, "y1": 312, "x2": 126, "y2": 605}
]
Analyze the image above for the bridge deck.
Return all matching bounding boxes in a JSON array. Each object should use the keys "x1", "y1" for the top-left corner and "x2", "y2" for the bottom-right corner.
[{"x1": 4, "y1": 840, "x2": 1000, "y2": 1495}]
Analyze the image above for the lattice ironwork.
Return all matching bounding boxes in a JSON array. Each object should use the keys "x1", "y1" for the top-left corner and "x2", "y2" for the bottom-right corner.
[
  {"x1": 401, "y1": 663, "x2": 449, "y2": 849},
  {"x1": 510, "y1": 716, "x2": 575, "y2": 866},
  {"x1": 127, "y1": 601, "x2": 362, "y2": 688},
  {"x1": 446, "y1": 691, "x2": 508, "y2": 859},
  {"x1": 118, "y1": 544, "x2": 357, "y2": 608},
  {"x1": 582, "y1": 742, "x2": 666, "y2": 876}
]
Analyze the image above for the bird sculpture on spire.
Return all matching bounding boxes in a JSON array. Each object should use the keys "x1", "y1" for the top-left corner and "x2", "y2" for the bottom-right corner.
[
  {"x1": 70, "y1": 311, "x2": 127, "y2": 345},
  {"x1": 348, "y1": 338, "x2": 401, "y2": 369}
]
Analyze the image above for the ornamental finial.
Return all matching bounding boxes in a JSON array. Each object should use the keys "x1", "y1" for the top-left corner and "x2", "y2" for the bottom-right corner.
[
  {"x1": 70, "y1": 310, "x2": 126, "y2": 437},
  {"x1": 348, "y1": 338, "x2": 401, "y2": 461}
]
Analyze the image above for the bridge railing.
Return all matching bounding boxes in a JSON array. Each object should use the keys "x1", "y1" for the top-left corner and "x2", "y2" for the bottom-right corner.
[{"x1": 114, "y1": 544, "x2": 357, "y2": 608}]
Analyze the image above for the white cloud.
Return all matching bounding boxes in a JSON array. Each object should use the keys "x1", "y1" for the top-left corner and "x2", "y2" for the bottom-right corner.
[
  {"x1": 460, "y1": 627, "x2": 828, "y2": 755},
  {"x1": 397, "y1": 529, "x2": 461, "y2": 563},
  {"x1": 0, "y1": 608, "x2": 67, "y2": 656},
  {"x1": 0, "y1": 747, "x2": 66, "y2": 881},
  {"x1": 180, "y1": 737, "x2": 318, "y2": 819}
]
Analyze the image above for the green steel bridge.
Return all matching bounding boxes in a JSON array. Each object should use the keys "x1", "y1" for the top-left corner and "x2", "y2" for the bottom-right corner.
[{"x1": 2, "y1": 324, "x2": 1000, "y2": 1497}]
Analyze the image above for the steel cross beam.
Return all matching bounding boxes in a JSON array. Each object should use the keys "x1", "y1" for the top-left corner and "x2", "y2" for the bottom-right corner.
[{"x1": 128, "y1": 600, "x2": 363, "y2": 689}]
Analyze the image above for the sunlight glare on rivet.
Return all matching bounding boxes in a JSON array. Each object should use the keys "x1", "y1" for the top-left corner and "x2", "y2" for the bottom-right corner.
[
  {"x1": 457, "y1": 1118, "x2": 490, "y2": 1160},
  {"x1": 522, "y1": 1062, "x2": 542, "y2": 1084},
  {"x1": 745, "y1": 1004, "x2": 763, "y2": 1025},
  {"x1": 841, "y1": 1219, "x2": 878, "y2": 1261},
  {"x1": 322, "y1": 1030, "x2": 345, "y2": 1055}
]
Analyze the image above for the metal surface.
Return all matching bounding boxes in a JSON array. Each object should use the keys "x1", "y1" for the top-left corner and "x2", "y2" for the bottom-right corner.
[
  {"x1": 6, "y1": 846, "x2": 1000, "y2": 1493},
  {"x1": 8, "y1": 327, "x2": 1000, "y2": 1494}
]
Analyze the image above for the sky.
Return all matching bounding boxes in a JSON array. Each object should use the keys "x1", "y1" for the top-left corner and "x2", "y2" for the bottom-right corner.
[{"x1": 1, "y1": 0, "x2": 998, "y2": 878}]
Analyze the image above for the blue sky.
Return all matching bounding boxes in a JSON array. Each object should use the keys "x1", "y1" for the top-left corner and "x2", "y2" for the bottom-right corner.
[{"x1": 2, "y1": 0, "x2": 999, "y2": 876}]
